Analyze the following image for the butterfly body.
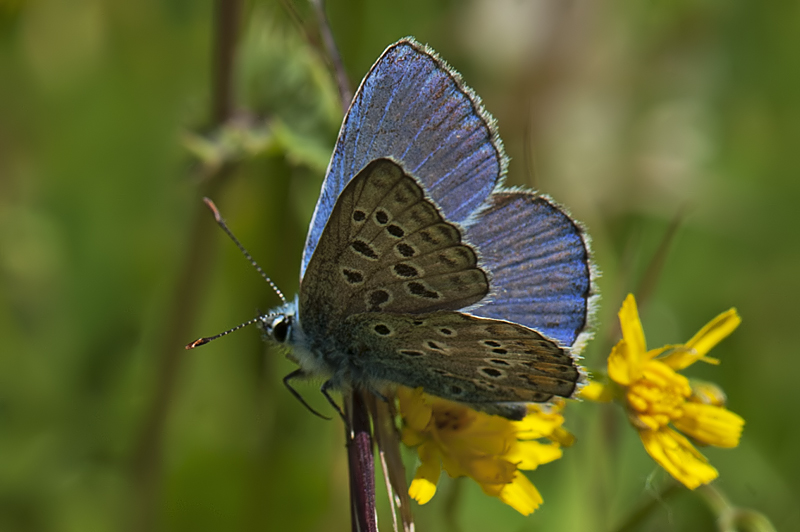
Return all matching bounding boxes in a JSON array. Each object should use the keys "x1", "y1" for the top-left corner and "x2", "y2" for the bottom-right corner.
[{"x1": 256, "y1": 39, "x2": 595, "y2": 420}]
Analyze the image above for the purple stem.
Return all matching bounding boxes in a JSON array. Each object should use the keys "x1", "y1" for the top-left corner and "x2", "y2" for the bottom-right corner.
[{"x1": 346, "y1": 390, "x2": 378, "y2": 532}]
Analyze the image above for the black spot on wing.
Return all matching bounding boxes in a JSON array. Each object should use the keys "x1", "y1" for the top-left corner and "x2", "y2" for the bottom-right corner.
[
  {"x1": 351, "y1": 240, "x2": 378, "y2": 260},
  {"x1": 407, "y1": 281, "x2": 439, "y2": 299},
  {"x1": 387, "y1": 224, "x2": 405, "y2": 237},
  {"x1": 396, "y1": 243, "x2": 415, "y2": 258},
  {"x1": 393, "y1": 263, "x2": 419, "y2": 278}
]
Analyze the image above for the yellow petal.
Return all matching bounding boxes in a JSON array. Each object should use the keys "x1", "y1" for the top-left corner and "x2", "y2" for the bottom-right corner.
[
  {"x1": 513, "y1": 408, "x2": 565, "y2": 438},
  {"x1": 398, "y1": 387, "x2": 432, "y2": 432},
  {"x1": 550, "y1": 426, "x2": 576, "y2": 447},
  {"x1": 608, "y1": 339, "x2": 637, "y2": 385},
  {"x1": 579, "y1": 380, "x2": 614, "y2": 402},
  {"x1": 639, "y1": 427, "x2": 718, "y2": 489},
  {"x1": 673, "y1": 403, "x2": 745, "y2": 448},
  {"x1": 516, "y1": 401, "x2": 575, "y2": 445},
  {"x1": 462, "y1": 456, "x2": 517, "y2": 486},
  {"x1": 689, "y1": 380, "x2": 728, "y2": 407},
  {"x1": 479, "y1": 481, "x2": 505, "y2": 497},
  {"x1": 619, "y1": 294, "x2": 647, "y2": 359},
  {"x1": 441, "y1": 414, "x2": 513, "y2": 456},
  {"x1": 401, "y1": 426, "x2": 425, "y2": 447},
  {"x1": 408, "y1": 443, "x2": 441, "y2": 505},
  {"x1": 646, "y1": 345, "x2": 674, "y2": 362},
  {"x1": 505, "y1": 440, "x2": 562, "y2": 470},
  {"x1": 685, "y1": 308, "x2": 740, "y2": 356},
  {"x1": 408, "y1": 477, "x2": 438, "y2": 505},
  {"x1": 659, "y1": 346, "x2": 706, "y2": 370},
  {"x1": 439, "y1": 449, "x2": 469, "y2": 479},
  {"x1": 498, "y1": 472, "x2": 543, "y2": 516},
  {"x1": 663, "y1": 309, "x2": 741, "y2": 370}
]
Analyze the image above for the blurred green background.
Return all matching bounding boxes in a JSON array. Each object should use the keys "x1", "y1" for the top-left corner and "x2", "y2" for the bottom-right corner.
[{"x1": 1, "y1": 0, "x2": 798, "y2": 530}]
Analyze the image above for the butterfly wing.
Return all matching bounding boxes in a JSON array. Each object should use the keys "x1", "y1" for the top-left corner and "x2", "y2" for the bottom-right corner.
[
  {"x1": 299, "y1": 158, "x2": 490, "y2": 338},
  {"x1": 293, "y1": 39, "x2": 591, "y2": 419},
  {"x1": 344, "y1": 311, "x2": 582, "y2": 420},
  {"x1": 466, "y1": 192, "x2": 594, "y2": 347},
  {"x1": 301, "y1": 38, "x2": 506, "y2": 279}
]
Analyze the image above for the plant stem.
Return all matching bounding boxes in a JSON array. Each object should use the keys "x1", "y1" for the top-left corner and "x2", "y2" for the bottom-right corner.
[
  {"x1": 130, "y1": 1, "x2": 241, "y2": 530},
  {"x1": 347, "y1": 390, "x2": 378, "y2": 532},
  {"x1": 310, "y1": 0, "x2": 353, "y2": 109},
  {"x1": 611, "y1": 481, "x2": 682, "y2": 532}
]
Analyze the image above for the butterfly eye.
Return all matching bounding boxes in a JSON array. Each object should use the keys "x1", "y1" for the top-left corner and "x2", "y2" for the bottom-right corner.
[{"x1": 271, "y1": 316, "x2": 290, "y2": 343}]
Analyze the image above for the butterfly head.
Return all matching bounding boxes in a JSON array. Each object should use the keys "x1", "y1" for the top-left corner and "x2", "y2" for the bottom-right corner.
[
  {"x1": 257, "y1": 298, "x2": 323, "y2": 377},
  {"x1": 258, "y1": 299, "x2": 301, "y2": 346},
  {"x1": 261, "y1": 313, "x2": 291, "y2": 343}
]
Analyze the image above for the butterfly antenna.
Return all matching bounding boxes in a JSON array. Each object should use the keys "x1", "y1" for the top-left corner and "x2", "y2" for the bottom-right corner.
[
  {"x1": 185, "y1": 315, "x2": 266, "y2": 349},
  {"x1": 202, "y1": 197, "x2": 287, "y2": 304}
]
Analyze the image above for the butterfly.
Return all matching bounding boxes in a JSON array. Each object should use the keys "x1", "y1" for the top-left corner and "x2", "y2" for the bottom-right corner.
[{"x1": 190, "y1": 38, "x2": 595, "y2": 421}]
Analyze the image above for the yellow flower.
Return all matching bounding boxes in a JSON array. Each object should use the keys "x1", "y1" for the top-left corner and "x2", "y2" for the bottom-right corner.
[
  {"x1": 584, "y1": 294, "x2": 744, "y2": 489},
  {"x1": 398, "y1": 387, "x2": 573, "y2": 515}
]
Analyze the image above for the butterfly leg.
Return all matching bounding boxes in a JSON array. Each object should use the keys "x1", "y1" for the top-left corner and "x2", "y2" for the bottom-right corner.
[
  {"x1": 283, "y1": 369, "x2": 332, "y2": 420},
  {"x1": 320, "y1": 379, "x2": 345, "y2": 420},
  {"x1": 367, "y1": 386, "x2": 390, "y2": 404}
]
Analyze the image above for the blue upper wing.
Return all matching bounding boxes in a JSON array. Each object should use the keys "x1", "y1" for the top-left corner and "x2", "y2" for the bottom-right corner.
[
  {"x1": 300, "y1": 38, "x2": 506, "y2": 278},
  {"x1": 466, "y1": 192, "x2": 593, "y2": 347}
]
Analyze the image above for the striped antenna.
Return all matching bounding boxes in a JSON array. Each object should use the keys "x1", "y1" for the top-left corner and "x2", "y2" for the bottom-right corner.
[
  {"x1": 202, "y1": 197, "x2": 287, "y2": 305},
  {"x1": 186, "y1": 314, "x2": 274, "y2": 349},
  {"x1": 185, "y1": 316, "x2": 267, "y2": 349},
  {"x1": 186, "y1": 197, "x2": 286, "y2": 350}
]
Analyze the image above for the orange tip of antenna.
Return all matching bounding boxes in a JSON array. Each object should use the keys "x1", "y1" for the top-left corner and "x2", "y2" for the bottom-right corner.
[
  {"x1": 185, "y1": 337, "x2": 210, "y2": 349},
  {"x1": 202, "y1": 197, "x2": 222, "y2": 222}
]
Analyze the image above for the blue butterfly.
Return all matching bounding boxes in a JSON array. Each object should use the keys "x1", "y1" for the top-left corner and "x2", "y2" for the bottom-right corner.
[{"x1": 193, "y1": 38, "x2": 594, "y2": 421}]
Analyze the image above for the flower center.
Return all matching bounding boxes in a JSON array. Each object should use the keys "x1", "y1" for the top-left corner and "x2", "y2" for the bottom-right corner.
[
  {"x1": 432, "y1": 405, "x2": 476, "y2": 433},
  {"x1": 626, "y1": 360, "x2": 692, "y2": 431}
]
